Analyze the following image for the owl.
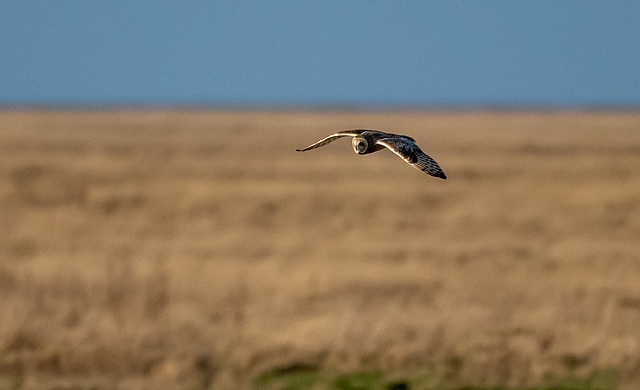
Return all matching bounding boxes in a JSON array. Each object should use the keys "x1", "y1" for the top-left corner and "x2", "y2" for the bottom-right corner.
[{"x1": 297, "y1": 129, "x2": 446, "y2": 179}]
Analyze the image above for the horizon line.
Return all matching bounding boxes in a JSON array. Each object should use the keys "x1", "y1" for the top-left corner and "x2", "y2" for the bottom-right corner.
[{"x1": 2, "y1": 102, "x2": 640, "y2": 113}]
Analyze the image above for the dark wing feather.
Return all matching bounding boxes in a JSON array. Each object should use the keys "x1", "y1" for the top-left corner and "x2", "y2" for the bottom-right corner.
[
  {"x1": 376, "y1": 137, "x2": 446, "y2": 179},
  {"x1": 296, "y1": 130, "x2": 368, "y2": 152}
]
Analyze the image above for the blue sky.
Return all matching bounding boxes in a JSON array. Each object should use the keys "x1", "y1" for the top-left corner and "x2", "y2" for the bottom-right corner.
[{"x1": 1, "y1": 1, "x2": 639, "y2": 106}]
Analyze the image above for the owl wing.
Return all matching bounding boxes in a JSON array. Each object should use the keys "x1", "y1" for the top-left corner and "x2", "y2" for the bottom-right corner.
[
  {"x1": 376, "y1": 137, "x2": 447, "y2": 179},
  {"x1": 296, "y1": 130, "x2": 368, "y2": 152}
]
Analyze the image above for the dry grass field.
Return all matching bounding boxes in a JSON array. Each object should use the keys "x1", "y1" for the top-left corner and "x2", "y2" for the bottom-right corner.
[{"x1": 0, "y1": 109, "x2": 639, "y2": 389}]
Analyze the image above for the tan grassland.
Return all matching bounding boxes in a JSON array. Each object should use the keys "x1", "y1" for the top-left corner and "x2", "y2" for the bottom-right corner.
[{"x1": 0, "y1": 109, "x2": 639, "y2": 389}]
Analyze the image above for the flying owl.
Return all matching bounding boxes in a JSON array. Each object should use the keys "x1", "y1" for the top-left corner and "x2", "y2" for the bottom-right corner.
[{"x1": 296, "y1": 129, "x2": 446, "y2": 179}]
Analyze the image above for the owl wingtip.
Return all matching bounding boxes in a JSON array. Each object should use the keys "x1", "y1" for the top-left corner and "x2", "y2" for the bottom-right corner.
[
  {"x1": 424, "y1": 168, "x2": 446, "y2": 179},
  {"x1": 432, "y1": 171, "x2": 446, "y2": 179}
]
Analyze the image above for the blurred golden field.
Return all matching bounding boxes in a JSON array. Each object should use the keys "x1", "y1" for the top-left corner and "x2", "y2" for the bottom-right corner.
[{"x1": 0, "y1": 109, "x2": 639, "y2": 389}]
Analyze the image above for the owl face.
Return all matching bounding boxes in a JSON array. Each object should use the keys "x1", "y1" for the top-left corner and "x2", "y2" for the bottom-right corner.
[{"x1": 352, "y1": 136, "x2": 368, "y2": 154}]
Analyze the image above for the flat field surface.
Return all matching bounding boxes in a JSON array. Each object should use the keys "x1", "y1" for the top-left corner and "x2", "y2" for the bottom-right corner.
[{"x1": 0, "y1": 110, "x2": 639, "y2": 389}]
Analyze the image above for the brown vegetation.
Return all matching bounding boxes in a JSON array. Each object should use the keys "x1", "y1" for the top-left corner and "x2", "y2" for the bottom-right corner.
[{"x1": 0, "y1": 109, "x2": 639, "y2": 389}]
